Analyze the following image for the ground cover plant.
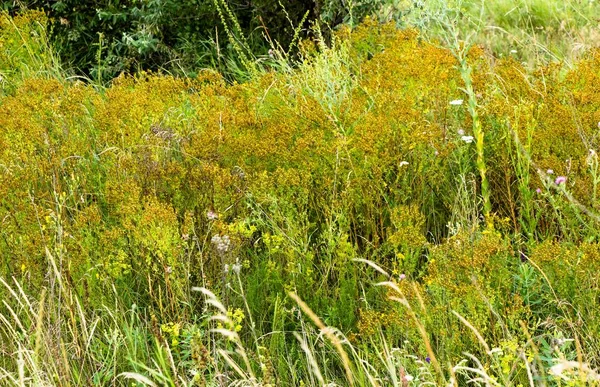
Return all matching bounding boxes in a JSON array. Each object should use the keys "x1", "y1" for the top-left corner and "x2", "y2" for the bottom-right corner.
[{"x1": 0, "y1": 1, "x2": 600, "y2": 386}]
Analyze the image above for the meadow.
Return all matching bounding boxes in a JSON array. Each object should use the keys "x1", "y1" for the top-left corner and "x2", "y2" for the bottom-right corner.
[{"x1": 0, "y1": 1, "x2": 600, "y2": 386}]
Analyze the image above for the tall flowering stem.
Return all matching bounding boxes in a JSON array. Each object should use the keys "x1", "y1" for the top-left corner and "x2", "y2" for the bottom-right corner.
[
  {"x1": 431, "y1": 0, "x2": 493, "y2": 223},
  {"x1": 458, "y1": 53, "x2": 492, "y2": 221}
]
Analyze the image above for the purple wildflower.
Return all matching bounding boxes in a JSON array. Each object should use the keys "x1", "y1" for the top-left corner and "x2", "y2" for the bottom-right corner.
[
  {"x1": 399, "y1": 274, "x2": 406, "y2": 280},
  {"x1": 425, "y1": 356, "x2": 431, "y2": 364},
  {"x1": 519, "y1": 251, "x2": 528, "y2": 263},
  {"x1": 555, "y1": 176, "x2": 567, "y2": 185},
  {"x1": 536, "y1": 188, "x2": 541, "y2": 194}
]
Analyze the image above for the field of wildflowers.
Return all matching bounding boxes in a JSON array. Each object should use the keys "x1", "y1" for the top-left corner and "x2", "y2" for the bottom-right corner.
[{"x1": 1, "y1": 2, "x2": 600, "y2": 386}]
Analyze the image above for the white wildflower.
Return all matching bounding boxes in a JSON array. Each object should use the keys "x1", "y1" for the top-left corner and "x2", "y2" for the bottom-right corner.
[
  {"x1": 232, "y1": 258, "x2": 242, "y2": 274},
  {"x1": 211, "y1": 234, "x2": 231, "y2": 254},
  {"x1": 207, "y1": 209, "x2": 218, "y2": 220},
  {"x1": 450, "y1": 99, "x2": 463, "y2": 105},
  {"x1": 549, "y1": 360, "x2": 600, "y2": 381},
  {"x1": 461, "y1": 135, "x2": 474, "y2": 144},
  {"x1": 232, "y1": 263, "x2": 241, "y2": 274}
]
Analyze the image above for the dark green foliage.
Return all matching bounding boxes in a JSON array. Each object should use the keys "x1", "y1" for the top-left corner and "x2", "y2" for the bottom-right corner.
[{"x1": 2, "y1": 0, "x2": 319, "y2": 81}]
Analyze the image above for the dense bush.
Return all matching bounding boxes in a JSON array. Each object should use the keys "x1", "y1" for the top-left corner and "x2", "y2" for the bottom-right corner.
[
  {"x1": 0, "y1": 0, "x2": 411, "y2": 81},
  {"x1": 0, "y1": 0, "x2": 320, "y2": 80}
]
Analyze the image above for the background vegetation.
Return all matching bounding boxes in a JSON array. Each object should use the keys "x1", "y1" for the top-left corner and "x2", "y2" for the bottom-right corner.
[
  {"x1": 3, "y1": 0, "x2": 596, "y2": 81},
  {"x1": 1, "y1": 0, "x2": 398, "y2": 81},
  {"x1": 0, "y1": 1, "x2": 599, "y2": 386}
]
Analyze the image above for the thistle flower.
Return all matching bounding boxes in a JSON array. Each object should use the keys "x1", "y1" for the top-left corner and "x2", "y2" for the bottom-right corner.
[
  {"x1": 536, "y1": 188, "x2": 541, "y2": 193},
  {"x1": 555, "y1": 176, "x2": 567, "y2": 185}
]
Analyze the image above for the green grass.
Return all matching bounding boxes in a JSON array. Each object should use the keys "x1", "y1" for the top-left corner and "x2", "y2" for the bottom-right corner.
[{"x1": 389, "y1": 0, "x2": 600, "y2": 67}]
